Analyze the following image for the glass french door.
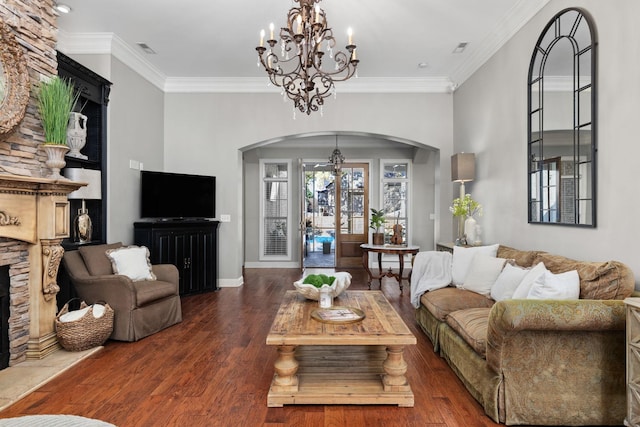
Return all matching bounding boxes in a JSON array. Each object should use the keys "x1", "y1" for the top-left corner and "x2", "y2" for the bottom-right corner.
[
  {"x1": 301, "y1": 164, "x2": 336, "y2": 268},
  {"x1": 335, "y1": 163, "x2": 369, "y2": 268}
]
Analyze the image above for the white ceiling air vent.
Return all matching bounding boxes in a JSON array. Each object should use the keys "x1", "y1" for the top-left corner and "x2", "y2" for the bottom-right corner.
[
  {"x1": 452, "y1": 42, "x2": 468, "y2": 54},
  {"x1": 136, "y1": 42, "x2": 157, "y2": 54}
]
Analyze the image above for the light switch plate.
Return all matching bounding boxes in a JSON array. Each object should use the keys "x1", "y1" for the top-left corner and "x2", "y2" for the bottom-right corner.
[{"x1": 220, "y1": 214, "x2": 231, "y2": 222}]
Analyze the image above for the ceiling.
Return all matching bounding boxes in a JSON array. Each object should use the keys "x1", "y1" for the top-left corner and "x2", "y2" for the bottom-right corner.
[{"x1": 56, "y1": 0, "x2": 551, "y2": 92}]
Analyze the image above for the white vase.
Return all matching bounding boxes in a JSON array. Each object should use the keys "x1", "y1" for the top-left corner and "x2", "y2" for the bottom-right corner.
[
  {"x1": 66, "y1": 112, "x2": 88, "y2": 160},
  {"x1": 41, "y1": 144, "x2": 69, "y2": 179},
  {"x1": 464, "y1": 216, "x2": 477, "y2": 246}
]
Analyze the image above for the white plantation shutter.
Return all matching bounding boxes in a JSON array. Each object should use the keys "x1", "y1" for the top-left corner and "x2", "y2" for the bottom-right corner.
[{"x1": 260, "y1": 161, "x2": 291, "y2": 259}]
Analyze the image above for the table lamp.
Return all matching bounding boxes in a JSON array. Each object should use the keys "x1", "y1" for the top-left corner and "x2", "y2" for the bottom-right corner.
[
  {"x1": 451, "y1": 152, "x2": 475, "y2": 199},
  {"x1": 63, "y1": 168, "x2": 102, "y2": 243}
]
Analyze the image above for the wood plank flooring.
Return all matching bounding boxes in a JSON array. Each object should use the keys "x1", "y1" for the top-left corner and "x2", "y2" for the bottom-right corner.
[{"x1": 0, "y1": 268, "x2": 501, "y2": 426}]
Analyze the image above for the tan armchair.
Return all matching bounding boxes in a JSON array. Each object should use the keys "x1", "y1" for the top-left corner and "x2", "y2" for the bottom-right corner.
[{"x1": 62, "y1": 242, "x2": 182, "y2": 342}]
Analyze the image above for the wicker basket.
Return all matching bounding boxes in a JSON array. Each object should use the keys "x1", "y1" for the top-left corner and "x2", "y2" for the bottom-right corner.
[{"x1": 55, "y1": 299, "x2": 114, "y2": 351}]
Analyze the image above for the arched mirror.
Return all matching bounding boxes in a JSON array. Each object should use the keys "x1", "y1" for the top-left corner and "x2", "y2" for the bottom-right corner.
[{"x1": 528, "y1": 8, "x2": 597, "y2": 226}]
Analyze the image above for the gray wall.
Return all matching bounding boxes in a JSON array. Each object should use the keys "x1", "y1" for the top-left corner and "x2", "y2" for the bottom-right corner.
[
  {"x1": 164, "y1": 92, "x2": 453, "y2": 283},
  {"x1": 453, "y1": 0, "x2": 640, "y2": 286}
]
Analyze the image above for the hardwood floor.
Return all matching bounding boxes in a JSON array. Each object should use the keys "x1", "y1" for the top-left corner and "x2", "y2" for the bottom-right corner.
[{"x1": 0, "y1": 268, "x2": 500, "y2": 426}]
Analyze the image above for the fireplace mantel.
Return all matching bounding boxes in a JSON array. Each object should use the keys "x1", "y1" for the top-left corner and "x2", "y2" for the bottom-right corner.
[
  {"x1": 0, "y1": 173, "x2": 84, "y2": 242},
  {"x1": 0, "y1": 172, "x2": 85, "y2": 360}
]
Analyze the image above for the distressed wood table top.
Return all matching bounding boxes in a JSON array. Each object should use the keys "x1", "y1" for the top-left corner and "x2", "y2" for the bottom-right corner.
[{"x1": 267, "y1": 290, "x2": 416, "y2": 346}]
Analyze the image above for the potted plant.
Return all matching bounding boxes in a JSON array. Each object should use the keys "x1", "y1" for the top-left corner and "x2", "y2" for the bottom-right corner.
[
  {"x1": 37, "y1": 75, "x2": 79, "y2": 178},
  {"x1": 369, "y1": 208, "x2": 385, "y2": 245}
]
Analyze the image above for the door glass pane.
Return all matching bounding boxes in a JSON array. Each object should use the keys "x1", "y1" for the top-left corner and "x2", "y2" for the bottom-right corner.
[
  {"x1": 383, "y1": 164, "x2": 407, "y2": 179},
  {"x1": 265, "y1": 163, "x2": 287, "y2": 178},
  {"x1": 383, "y1": 181, "x2": 407, "y2": 243},
  {"x1": 304, "y1": 168, "x2": 335, "y2": 254},
  {"x1": 339, "y1": 167, "x2": 365, "y2": 235}
]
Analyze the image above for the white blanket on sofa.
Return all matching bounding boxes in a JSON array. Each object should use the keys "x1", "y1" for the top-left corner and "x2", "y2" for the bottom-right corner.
[{"x1": 410, "y1": 251, "x2": 452, "y2": 308}]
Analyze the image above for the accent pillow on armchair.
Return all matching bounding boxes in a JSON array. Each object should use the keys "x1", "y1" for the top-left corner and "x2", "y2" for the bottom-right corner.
[{"x1": 105, "y1": 245, "x2": 157, "y2": 281}]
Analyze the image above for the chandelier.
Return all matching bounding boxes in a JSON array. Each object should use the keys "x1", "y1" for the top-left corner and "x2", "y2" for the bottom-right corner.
[
  {"x1": 255, "y1": 0, "x2": 359, "y2": 116},
  {"x1": 329, "y1": 136, "x2": 345, "y2": 175}
]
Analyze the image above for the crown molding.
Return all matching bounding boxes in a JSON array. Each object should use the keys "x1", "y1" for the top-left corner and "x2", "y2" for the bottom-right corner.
[
  {"x1": 163, "y1": 76, "x2": 454, "y2": 93},
  {"x1": 56, "y1": 31, "x2": 166, "y2": 90},
  {"x1": 57, "y1": 32, "x2": 453, "y2": 94},
  {"x1": 450, "y1": 0, "x2": 552, "y2": 88}
]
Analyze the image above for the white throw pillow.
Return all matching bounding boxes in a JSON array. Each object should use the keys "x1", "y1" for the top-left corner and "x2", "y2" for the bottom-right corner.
[
  {"x1": 451, "y1": 244, "x2": 499, "y2": 287},
  {"x1": 105, "y1": 245, "x2": 156, "y2": 281},
  {"x1": 491, "y1": 263, "x2": 530, "y2": 301},
  {"x1": 511, "y1": 262, "x2": 547, "y2": 299},
  {"x1": 527, "y1": 269, "x2": 580, "y2": 300},
  {"x1": 461, "y1": 254, "x2": 507, "y2": 297}
]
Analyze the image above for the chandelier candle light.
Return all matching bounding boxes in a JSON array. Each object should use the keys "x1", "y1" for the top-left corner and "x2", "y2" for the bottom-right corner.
[{"x1": 256, "y1": 0, "x2": 359, "y2": 116}]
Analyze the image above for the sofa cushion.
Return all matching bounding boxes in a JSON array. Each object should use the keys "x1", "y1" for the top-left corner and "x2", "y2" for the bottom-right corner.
[
  {"x1": 527, "y1": 269, "x2": 580, "y2": 300},
  {"x1": 446, "y1": 307, "x2": 491, "y2": 358},
  {"x1": 534, "y1": 253, "x2": 635, "y2": 300},
  {"x1": 461, "y1": 255, "x2": 507, "y2": 297},
  {"x1": 78, "y1": 242, "x2": 123, "y2": 276},
  {"x1": 512, "y1": 262, "x2": 547, "y2": 299},
  {"x1": 421, "y1": 287, "x2": 494, "y2": 321},
  {"x1": 452, "y1": 244, "x2": 499, "y2": 286},
  {"x1": 491, "y1": 263, "x2": 530, "y2": 301},
  {"x1": 134, "y1": 280, "x2": 177, "y2": 306}
]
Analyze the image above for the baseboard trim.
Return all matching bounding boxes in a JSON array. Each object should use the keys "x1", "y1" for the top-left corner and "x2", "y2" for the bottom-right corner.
[{"x1": 218, "y1": 276, "x2": 244, "y2": 288}]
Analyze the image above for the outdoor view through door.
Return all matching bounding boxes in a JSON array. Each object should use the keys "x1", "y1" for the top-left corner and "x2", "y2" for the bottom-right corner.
[{"x1": 303, "y1": 163, "x2": 369, "y2": 268}]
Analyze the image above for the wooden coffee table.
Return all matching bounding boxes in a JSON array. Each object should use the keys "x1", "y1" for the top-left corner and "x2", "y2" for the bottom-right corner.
[{"x1": 266, "y1": 290, "x2": 416, "y2": 407}]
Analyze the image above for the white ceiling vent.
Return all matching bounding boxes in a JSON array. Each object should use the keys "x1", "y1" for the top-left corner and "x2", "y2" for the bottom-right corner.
[
  {"x1": 136, "y1": 42, "x2": 157, "y2": 54},
  {"x1": 453, "y1": 42, "x2": 468, "y2": 54}
]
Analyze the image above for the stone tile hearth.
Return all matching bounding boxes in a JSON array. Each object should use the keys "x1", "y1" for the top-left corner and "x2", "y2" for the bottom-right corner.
[{"x1": 0, "y1": 347, "x2": 101, "y2": 411}]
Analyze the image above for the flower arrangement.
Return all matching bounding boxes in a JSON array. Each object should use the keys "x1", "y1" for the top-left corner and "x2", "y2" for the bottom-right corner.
[{"x1": 450, "y1": 194, "x2": 483, "y2": 218}]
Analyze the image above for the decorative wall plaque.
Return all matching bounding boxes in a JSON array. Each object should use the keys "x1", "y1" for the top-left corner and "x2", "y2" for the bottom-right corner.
[{"x1": 0, "y1": 19, "x2": 30, "y2": 140}]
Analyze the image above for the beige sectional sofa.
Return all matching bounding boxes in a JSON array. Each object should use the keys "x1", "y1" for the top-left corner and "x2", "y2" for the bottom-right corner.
[{"x1": 414, "y1": 245, "x2": 634, "y2": 426}]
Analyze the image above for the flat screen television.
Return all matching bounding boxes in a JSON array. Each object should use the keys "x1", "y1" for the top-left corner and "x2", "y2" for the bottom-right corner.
[{"x1": 140, "y1": 170, "x2": 216, "y2": 220}]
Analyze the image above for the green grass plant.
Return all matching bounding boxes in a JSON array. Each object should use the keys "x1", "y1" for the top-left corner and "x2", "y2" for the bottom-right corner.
[
  {"x1": 37, "y1": 76, "x2": 79, "y2": 145},
  {"x1": 302, "y1": 274, "x2": 336, "y2": 288}
]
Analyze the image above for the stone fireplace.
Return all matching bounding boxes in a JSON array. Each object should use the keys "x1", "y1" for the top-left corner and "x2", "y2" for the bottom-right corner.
[{"x1": 0, "y1": 1, "x2": 84, "y2": 367}]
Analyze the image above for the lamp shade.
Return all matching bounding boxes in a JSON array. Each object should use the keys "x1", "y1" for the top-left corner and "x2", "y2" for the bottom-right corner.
[
  {"x1": 451, "y1": 153, "x2": 475, "y2": 182},
  {"x1": 64, "y1": 168, "x2": 102, "y2": 200}
]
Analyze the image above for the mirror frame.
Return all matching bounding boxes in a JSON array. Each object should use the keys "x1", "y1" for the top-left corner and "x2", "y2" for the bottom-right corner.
[
  {"x1": 527, "y1": 8, "x2": 597, "y2": 227},
  {"x1": 0, "y1": 19, "x2": 30, "y2": 141}
]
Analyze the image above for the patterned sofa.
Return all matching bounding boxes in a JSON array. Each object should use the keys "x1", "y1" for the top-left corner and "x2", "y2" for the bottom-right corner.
[{"x1": 414, "y1": 245, "x2": 634, "y2": 425}]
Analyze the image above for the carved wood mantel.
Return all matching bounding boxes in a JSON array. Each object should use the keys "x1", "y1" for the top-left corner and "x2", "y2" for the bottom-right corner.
[{"x1": 0, "y1": 172, "x2": 85, "y2": 358}]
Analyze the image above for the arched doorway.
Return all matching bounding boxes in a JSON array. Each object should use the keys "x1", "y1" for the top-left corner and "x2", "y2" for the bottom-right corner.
[{"x1": 241, "y1": 132, "x2": 439, "y2": 273}]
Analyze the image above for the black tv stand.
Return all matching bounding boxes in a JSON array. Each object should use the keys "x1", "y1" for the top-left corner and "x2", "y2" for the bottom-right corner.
[{"x1": 134, "y1": 219, "x2": 220, "y2": 295}]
